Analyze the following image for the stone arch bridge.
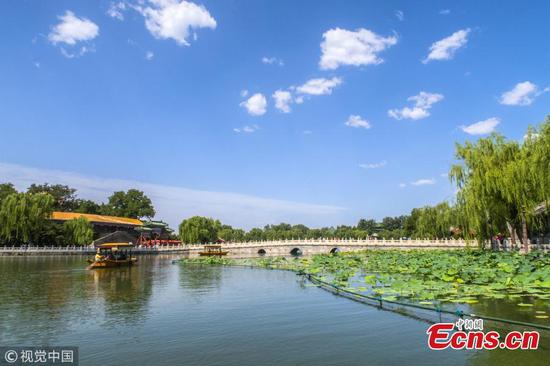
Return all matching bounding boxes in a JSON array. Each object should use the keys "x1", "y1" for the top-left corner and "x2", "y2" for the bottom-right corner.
[
  {"x1": 0, "y1": 238, "x2": 474, "y2": 257},
  {"x1": 184, "y1": 238, "x2": 472, "y2": 258}
]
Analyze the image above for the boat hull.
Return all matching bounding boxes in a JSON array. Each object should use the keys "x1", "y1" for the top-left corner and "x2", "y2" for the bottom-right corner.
[
  {"x1": 87, "y1": 258, "x2": 138, "y2": 269},
  {"x1": 199, "y1": 251, "x2": 229, "y2": 256}
]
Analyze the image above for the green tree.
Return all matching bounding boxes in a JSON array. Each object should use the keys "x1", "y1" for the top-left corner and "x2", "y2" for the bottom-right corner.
[
  {"x1": 290, "y1": 224, "x2": 309, "y2": 238},
  {"x1": 381, "y1": 216, "x2": 407, "y2": 232},
  {"x1": 404, "y1": 209, "x2": 421, "y2": 237},
  {"x1": 27, "y1": 183, "x2": 78, "y2": 211},
  {"x1": 245, "y1": 227, "x2": 265, "y2": 241},
  {"x1": 179, "y1": 216, "x2": 221, "y2": 244},
  {"x1": 217, "y1": 226, "x2": 246, "y2": 242},
  {"x1": 102, "y1": 189, "x2": 155, "y2": 219},
  {"x1": 334, "y1": 225, "x2": 356, "y2": 239},
  {"x1": 450, "y1": 117, "x2": 550, "y2": 250},
  {"x1": 35, "y1": 221, "x2": 67, "y2": 247},
  {"x1": 63, "y1": 217, "x2": 94, "y2": 246},
  {"x1": 0, "y1": 183, "x2": 17, "y2": 205},
  {"x1": 74, "y1": 199, "x2": 101, "y2": 214},
  {"x1": 501, "y1": 122, "x2": 550, "y2": 246},
  {"x1": 231, "y1": 228, "x2": 246, "y2": 242},
  {"x1": 414, "y1": 202, "x2": 457, "y2": 239},
  {"x1": 357, "y1": 218, "x2": 377, "y2": 233},
  {"x1": 0, "y1": 192, "x2": 54, "y2": 245}
]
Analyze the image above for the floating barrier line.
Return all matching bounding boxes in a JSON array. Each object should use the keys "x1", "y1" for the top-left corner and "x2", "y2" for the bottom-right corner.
[
  {"x1": 305, "y1": 273, "x2": 550, "y2": 331},
  {"x1": 176, "y1": 261, "x2": 550, "y2": 332}
]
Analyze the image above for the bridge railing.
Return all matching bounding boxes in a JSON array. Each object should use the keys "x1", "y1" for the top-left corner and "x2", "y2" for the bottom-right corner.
[
  {"x1": 0, "y1": 244, "x2": 191, "y2": 253},
  {"x1": 185, "y1": 238, "x2": 475, "y2": 247},
  {"x1": 0, "y1": 238, "x2": 473, "y2": 251},
  {"x1": 0, "y1": 245, "x2": 95, "y2": 253},
  {"x1": 3, "y1": 240, "x2": 548, "y2": 254}
]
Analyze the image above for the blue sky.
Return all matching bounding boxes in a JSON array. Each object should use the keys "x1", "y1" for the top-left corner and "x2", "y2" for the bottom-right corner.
[{"x1": 1, "y1": 0, "x2": 549, "y2": 229}]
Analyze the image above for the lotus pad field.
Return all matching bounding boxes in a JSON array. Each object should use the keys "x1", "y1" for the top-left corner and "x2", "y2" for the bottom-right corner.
[{"x1": 182, "y1": 250, "x2": 550, "y2": 316}]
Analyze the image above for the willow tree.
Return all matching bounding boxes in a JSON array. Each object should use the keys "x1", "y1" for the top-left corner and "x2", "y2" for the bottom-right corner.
[
  {"x1": 500, "y1": 123, "x2": 549, "y2": 246},
  {"x1": 450, "y1": 135, "x2": 518, "y2": 245},
  {"x1": 414, "y1": 202, "x2": 457, "y2": 239},
  {"x1": 450, "y1": 117, "x2": 550, "y2": 251},
  {"x1": 63, "y1": 217, "x2": 94, "y2": 246},
  {"x1": 0, "y1": 192, "x2": 54, "y2": 245},
  {"x1": 179, "y1": 216, "x2": 221, "y2": 244},
  {"x1": 0, "y1": 183, "x2": 17, "y2": 204}
]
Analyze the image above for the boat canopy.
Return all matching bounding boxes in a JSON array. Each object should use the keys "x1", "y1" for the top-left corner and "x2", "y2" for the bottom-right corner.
[{"x1": 97, "y1": 242, "x2": 134, "y2": 249}]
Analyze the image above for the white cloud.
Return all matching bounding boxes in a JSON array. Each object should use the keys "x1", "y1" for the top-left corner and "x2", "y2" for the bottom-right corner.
[
  {"x1": 499, "y1": 81, "x2": 548, "y2": 106},
  {"x1": 423, "y1": 28, "x2": 470, "y2": 63},
  {"x1": 461, "y1": 117, "x2": 500, "y2": 135},
  {"x1": 270, "y1": 77, "x2": 342, "y2": 112},
  {"x1": 0, "y1": 162, "x2": 346, "y2": 229},
  {"x1": 303, "y1": 130, "x2": 312, "y2": 135},
  {"x1": 395, "y1": 10, "x2": 404, "y2": 21},
  {"x1": 359, "y1": 161, "x2": 386, "y2": 169},
  {"x1": 399, "y1": 183, "x2": 407, "y2": 188},
  {"x1": 145, "y1": 51, "x2": 154, "y2": 60},
  {"x1": 107, "y1": 2, "x2": 127, "y2": 20},
  {"x1": 262, "y1": 56, "x2": 284, "y2": 66},
  {"x1": 136, "y1": 0, "x2": 216, "y2": 46},
  {"x1": 272, "y1": 90, "x2": 293, "y2": 113},
  {"x1": 411, "y1": 178, "x2": 436, "y2": 186},
  {"x1": 296, "y1": 77, "x2": 342, "y2": 95},
  {"x1": 439, "y1": 9, "x2": 451, "y2": 15},
  {"x1": 233, "y1": 124, "x2": 259, "y2": 133},
  {"x1": 240, "y1": 89, "x2": 249, "y2": 98},
  {"x1": 345, "y1": 115, "x2": 371, "y2": 129},
  {"x1": 48, "y1": 11, "x2": 99, "y2": 46},
  {"x1": 60, "y1": 45, "x2": 95, "y2": 58},
  {"x1": 319, "y1": 27, "x2": 397, "y2": 70},
  {"x1": 240, "y1": 93, "x2": 267, "y2": 116},
  {"x1": 388, "y1": 92, "x2": 443, "y2": 120},
  {"x1": 440, "y1": 173, "x2": 448, "y2": 178}
]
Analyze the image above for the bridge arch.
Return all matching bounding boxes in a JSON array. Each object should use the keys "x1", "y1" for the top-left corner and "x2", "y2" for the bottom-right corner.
[
  {"x1": 290, "y1": 247, "x2": 302, "y2": 257},
  {"x1": 257, "y1": 248, "x2": 266, "y2": 256},
  {"x1": 330, "y1": 247, "x2": 340, "y2": 254}
]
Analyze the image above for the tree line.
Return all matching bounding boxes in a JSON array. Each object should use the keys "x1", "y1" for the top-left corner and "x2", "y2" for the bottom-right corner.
[
  {"x1": 178, "y1": 202, "x2": 460, "y2": 244},
  {"x1": 0, "y1": 183, "x2": 155, "y2": 246},
  {"x1": 0, "y1": 181, "x2": 461, "y2": 246}
]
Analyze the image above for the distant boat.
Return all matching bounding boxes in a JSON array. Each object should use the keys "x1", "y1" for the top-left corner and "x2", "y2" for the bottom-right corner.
[
  {"x1": 199, "y1": 244, "x2": 229, "y2": 257},
  {"x1": 87, "y1": 242, "x2": 138, "y2": 269}
]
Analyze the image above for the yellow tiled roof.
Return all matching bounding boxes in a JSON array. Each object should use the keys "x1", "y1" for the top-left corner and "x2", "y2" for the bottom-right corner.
[{"x1": 51, "y1": 212, "x2": 143, "y2": 226}]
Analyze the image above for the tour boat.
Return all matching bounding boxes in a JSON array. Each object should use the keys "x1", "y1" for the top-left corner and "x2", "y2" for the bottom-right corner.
[
  {"x1": 87, "y1": 242, "x2": 138, "y2": 269},
  {"x1": 199, "y1": 244, "x2": 229, "y2": 256}
]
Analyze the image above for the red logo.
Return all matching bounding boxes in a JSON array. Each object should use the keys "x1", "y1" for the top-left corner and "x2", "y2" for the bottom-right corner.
[{"x1": 427, "y1": 322, "x2": 539, "y2": 350}]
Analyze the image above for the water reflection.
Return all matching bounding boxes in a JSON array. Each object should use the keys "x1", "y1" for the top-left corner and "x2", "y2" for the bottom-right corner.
[
  {"x1": 469, "y1": 296, "x2": 550, "y2": 326},
  {"x1": 178, "y1": 264, "x2": 223, "y2": 291},
  {"x1": 466, "y1": 297, "x2": 550, "y2": 365},
  {"x1": 88, "y1": 266, "x2": 153, "y2": 326},
  {"x1": 0, "y1": 256, "x2": 158, "y2": 342}
]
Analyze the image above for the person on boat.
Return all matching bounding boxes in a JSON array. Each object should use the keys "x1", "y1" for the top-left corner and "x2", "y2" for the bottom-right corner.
[
  {"x1": 111, "y1": 246, "x2": 119, "y2": 260},
  {"x1": 119, "y1": 250, "x2": 127, "y2": 260},
  {"x1": 95, "y1": 249, "x2": 104, "y2": 262}
]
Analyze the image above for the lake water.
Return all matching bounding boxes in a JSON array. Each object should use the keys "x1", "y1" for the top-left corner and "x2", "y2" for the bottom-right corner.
[{"x1": 0, "y1": 255, "x2": 548, "y2": 365}]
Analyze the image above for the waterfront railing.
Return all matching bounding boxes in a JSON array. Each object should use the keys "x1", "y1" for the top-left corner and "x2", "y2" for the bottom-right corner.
[{"x1": 1, "y1": 238, "x2": 548, "y2": 254}]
